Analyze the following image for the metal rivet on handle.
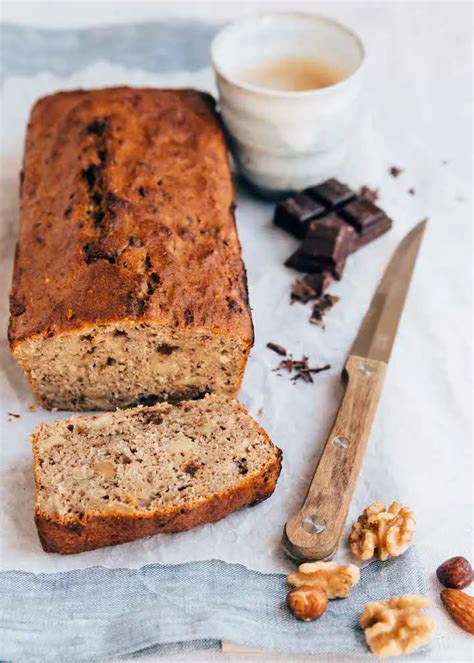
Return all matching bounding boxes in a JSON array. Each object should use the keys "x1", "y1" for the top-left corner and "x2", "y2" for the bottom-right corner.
[
  {"x1": 333, "y1": 436, "x2": 349, "y2": 449},
  {"x1": 302, "y1": 515, "x2": 326, "y2": 534}
]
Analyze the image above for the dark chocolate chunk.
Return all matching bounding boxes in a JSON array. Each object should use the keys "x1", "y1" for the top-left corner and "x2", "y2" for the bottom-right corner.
[
  {"x1": 305, "y1": 178, "x2": 356, "y2": 209},
  {"x1": 338, "y1": 198, "x2": 387, "y2": 235},
  {"x1": 274, "y1": 193, "x2": 327, "y2": 238},
  {"x1": 350, "y1": 215, "x2": 392, "y2": 252},
  {"x1": 266, "y1": 342, "x2": 287, "y2": 356},
  {"x1": 286, "y1": 216, "x2": 354, "y2": 279},
  {"x1": 290, "y1": 272, "x2": 332, "y2": 304},
  {"x1": 389, "y1": 166, "x2": 403, "y2": 177}
]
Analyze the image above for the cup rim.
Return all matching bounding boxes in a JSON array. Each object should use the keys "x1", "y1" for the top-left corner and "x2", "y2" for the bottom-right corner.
[{"x1": 209, "y1": 11, "x2": 366, "y2": 98}]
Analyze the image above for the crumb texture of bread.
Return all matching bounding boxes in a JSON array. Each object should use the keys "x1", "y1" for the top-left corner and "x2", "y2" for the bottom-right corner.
[
  {"x1": 32, "y1": 395, "x2": 282, "y2": 553},
  {"x1": 9, "y1": 87, "x2": 253, "y2": 410}
]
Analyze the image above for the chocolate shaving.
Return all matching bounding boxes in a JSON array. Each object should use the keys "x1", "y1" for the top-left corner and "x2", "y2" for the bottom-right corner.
[
  {"x1": 266, "y1": 342, "x2": 287, "y2": 356},
  {"x1": 8, "y1": 412, "x2": 20, "y2": 418},
  {"x1": 274, "y1": 353, "x2": 330, "y2": 384},
  {"x1": 292, "y1": 364, "x2": 331, "y2": 383}
]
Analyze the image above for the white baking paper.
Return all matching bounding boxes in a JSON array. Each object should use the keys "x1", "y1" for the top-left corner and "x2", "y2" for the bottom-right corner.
[{"x1": 0, "y1": 63, "x2": 471, "y2": 576}]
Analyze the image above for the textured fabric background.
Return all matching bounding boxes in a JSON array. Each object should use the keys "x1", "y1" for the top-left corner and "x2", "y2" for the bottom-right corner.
[{"x1": 1, "y1": 552, "x2": 424, "y2": 661}]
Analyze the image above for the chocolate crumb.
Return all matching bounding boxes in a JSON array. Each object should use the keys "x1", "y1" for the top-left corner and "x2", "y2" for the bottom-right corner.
[
  {"x1": 183, "y1": 460, "x2": 200, "y2": 477},
  {"x1": 8, "y1": 412, "x2": 20, "y2": 418},
  {"x1": 310, "y1": 294, "x2": 340, "y2": 326},
  {"x1": 389, "y1": 166, "x2": 403, "y2": 178},
  {"x1": 408, "y1": 188, "x2": 415, "y2": 195},
  {"x1": 266, "y1": 342, "x2": 287, "y2": 356},
  {"x1": 359, "y1": 185, "x2": 379, "y2": 203},
  {"x1": 291, "y1": 272, "x2": 332, "y2": 304}
]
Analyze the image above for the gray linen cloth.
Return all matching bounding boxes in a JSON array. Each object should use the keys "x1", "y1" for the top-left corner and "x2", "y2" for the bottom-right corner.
[
  {"x1": 1, "y1": 553, "x2": 424, "y2": 661},
  {"x1": 0, "y1": 22, "x2": 426, "y2": 660}
]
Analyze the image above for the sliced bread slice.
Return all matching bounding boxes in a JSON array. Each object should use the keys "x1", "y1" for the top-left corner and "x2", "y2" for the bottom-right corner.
[{"x1": 32, "y1": 394, "x2": 282, "y2": 554}]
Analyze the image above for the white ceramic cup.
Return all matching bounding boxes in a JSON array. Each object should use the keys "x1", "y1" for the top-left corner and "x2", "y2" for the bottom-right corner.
[{"x1": 210, "y1": 12, "x2": 366, "y2": 197}]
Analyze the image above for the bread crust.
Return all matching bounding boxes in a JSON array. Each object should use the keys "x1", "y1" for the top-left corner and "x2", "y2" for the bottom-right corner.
[
  {"x1": 34, "y1": 453, "x2": 281, "y2": 554},
  {"x1": 9, "y1": 87, "x2": 253, "y2": 398},
  {"x1": 31, "y1": 401, "x2": 282, "y2": 554}
]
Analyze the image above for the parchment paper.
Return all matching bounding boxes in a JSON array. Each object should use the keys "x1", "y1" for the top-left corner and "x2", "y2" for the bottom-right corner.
[{"x1": 0, "y1": 63, "x2": 470, "y2": 575}]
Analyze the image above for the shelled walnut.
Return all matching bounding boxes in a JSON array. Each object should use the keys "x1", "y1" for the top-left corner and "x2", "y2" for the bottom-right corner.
[
  {"x1": 360, "y1": 595, "x2": 435, "y2": 658},
  {"x1": 288, "y1": 560, "x2": 360, "y2": 599},
  {"x1": 349, "y1": 501, "x2": 415, "y2": 561}
]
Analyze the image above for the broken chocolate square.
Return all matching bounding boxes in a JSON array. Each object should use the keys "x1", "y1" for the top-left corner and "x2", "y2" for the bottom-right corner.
[
  {"x1": 274, "y1": 193, "x2": 327, "y2": 238},
  {"x1": 350, "y1": 214, "x2": 392, "y2": 252},
  {"x1": 305, "y1": 178, "x2": 357, "y2": 209},
  {"x1": 338, "y1": 198, "x2": 389, "y2": 235},
  {"x1": 286, "y1": 216, "x2": 354, "y2": 279}
]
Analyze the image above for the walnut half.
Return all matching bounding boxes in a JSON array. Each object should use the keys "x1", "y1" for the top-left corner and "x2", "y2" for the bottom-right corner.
[
  {"x1": 349, "y1": 501, "x2": 415, "y2": 561},
  {"x1": 287, "y1": 560, "x2": 360, "y2": 599},
  {"x1": 360, "y1": 595, "x2": 435, "y2": 659}
]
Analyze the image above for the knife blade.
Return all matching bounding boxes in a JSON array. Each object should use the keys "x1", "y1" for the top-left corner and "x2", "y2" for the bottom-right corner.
[{"x1": 283, "y1": 220, "x2": 427, "y2": 562}]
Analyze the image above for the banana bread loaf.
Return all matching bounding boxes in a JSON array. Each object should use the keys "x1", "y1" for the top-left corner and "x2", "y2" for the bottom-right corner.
[
  {"x1": 9, "y1": 87, "x2": 253, "y2": 410},
  {"x1": 32, "y1": 394, "x2": 282, "y2": 554}
]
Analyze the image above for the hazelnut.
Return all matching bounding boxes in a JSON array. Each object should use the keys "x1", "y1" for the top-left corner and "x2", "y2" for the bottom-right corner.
[
  {"x1": 287, "y1": 585, "x2": 328, "y2": 622},
  {"x1": 436, "y1": 556, "x2": 473, "y2": 590}
]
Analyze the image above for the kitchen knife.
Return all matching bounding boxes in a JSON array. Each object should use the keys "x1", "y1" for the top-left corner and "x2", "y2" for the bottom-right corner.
[{"x1": 283, "y1": 220, "x2": 427, "y2": 562}]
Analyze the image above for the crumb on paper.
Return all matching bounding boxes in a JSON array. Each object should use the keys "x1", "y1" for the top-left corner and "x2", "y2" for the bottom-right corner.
[
  {"x1": 28, "y1": 403, "x2": 36, "y2": 412},
  {"x1": 389, "y1": 166, "x2": 403, "y2": 178},
  {"x1": 408, "y1": 188, "x2": 415, "y2": 195}
]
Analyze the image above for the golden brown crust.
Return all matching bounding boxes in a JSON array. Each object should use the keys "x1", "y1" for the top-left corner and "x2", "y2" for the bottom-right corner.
[
  {"x1": 9, "y1": 87, "x2": 253, "y2": 350},
  {"x1": 32, "y1": 427, "x2": 282, "y2": 554}
]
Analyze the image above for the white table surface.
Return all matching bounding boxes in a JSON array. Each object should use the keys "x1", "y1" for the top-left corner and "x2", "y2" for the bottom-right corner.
[{"x1": 1, "y1": 2, "x2": 472, "y2": 662}]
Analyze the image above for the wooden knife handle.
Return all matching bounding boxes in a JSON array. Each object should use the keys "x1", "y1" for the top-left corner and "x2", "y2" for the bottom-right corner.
[{"x1": 283, "y1": 355, "x2": 387, "y2": 562}]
